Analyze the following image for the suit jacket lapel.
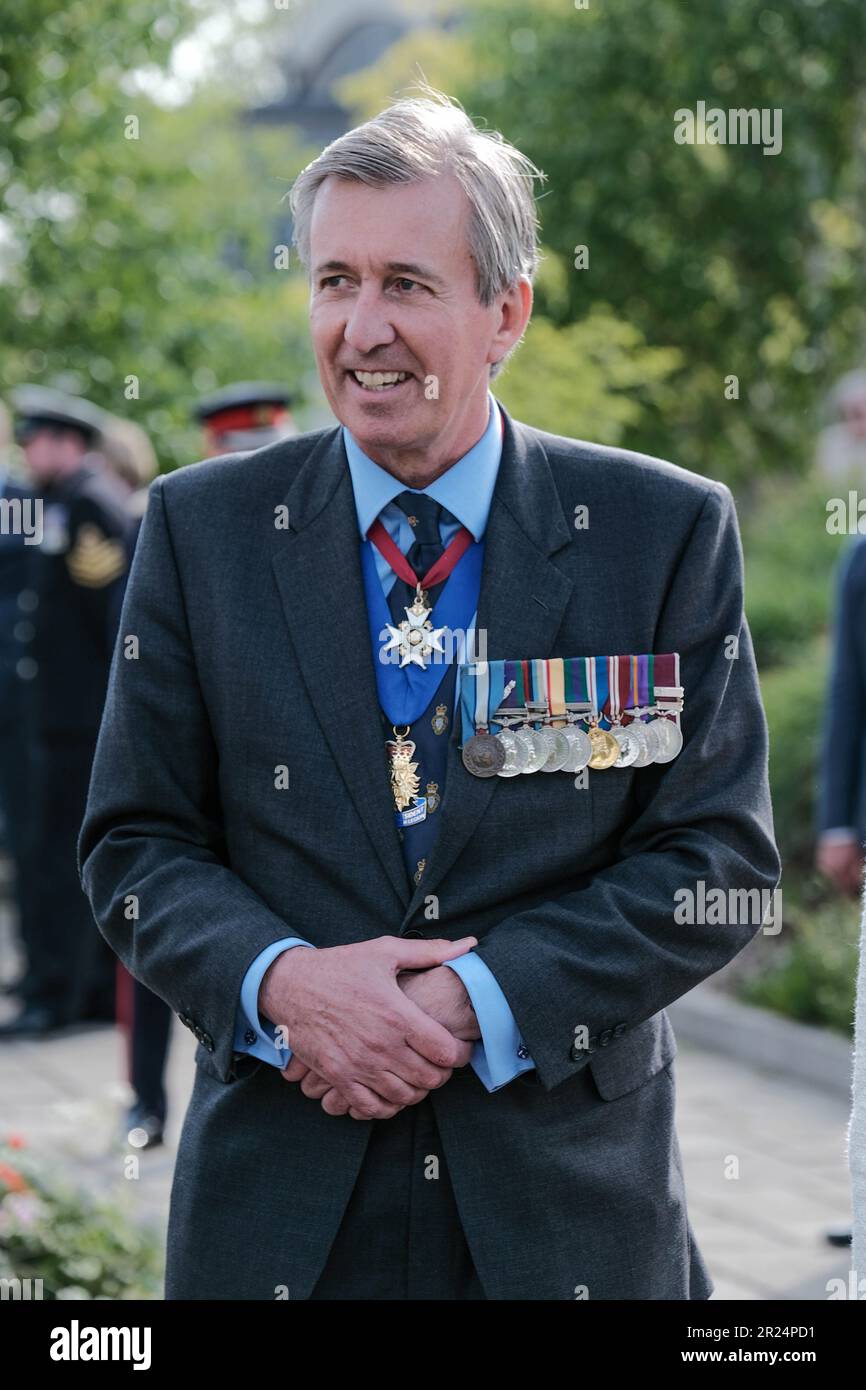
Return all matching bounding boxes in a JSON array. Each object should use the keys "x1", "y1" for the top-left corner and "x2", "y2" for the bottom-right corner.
[{"x1": 271, "y1": 427, "x2": 412, "y2": 908}]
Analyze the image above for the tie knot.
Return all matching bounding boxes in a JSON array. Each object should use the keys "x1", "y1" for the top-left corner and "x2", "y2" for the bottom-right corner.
[{"x1": 394, "y1": 490, "x2": 443, "y2": 546}]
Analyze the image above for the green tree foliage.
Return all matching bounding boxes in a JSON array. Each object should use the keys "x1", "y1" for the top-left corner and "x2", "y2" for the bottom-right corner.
[
  {"x1": 456, "y1": 0, "x2": 866, "y2": 485},
  {"x1": 0, "y1": 1, "x2": 315, "y2": 469}
]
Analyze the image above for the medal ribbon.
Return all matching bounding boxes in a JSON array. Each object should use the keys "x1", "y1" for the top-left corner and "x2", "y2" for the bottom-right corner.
[
  {"x1": 488, "y1": 661, "x2": 505, "y2": 732},
  {"x1": 548, "y1": 658, "x2": 566, "y2": 726},
  {"x1": 459, "y1": 651, "x2": 680, "y2": 746},
  {"x1": 475, "y1": 660, "x2": 490, "y2": 732},
  {"x1": 594, "y1": 656, "x2": 610, "y2": 728},
  {"x1": 367, "y1": 518, "x2": 474, "y2": 591}
]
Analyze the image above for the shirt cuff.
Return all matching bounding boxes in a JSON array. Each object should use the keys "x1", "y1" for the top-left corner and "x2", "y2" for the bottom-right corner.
[
  {"x1": 443, "y1": 952, "x2": 534, "y2": 1092},
  {"x1": 819, "y1": 828, "x2": 861, "y2": 845},
  {"x1": 234, "y1": 938, "x2": 314, "y2": 1068}
]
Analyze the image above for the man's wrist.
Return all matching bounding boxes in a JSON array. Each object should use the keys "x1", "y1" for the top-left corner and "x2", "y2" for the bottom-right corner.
[{"x1": 259, "y1": 946, "x2": 310, "y2": 1023}]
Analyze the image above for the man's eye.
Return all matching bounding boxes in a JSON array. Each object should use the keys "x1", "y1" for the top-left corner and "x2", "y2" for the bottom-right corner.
[
  {"x1": 393, "y1": 278, "x2": 421, "y2": 293},
  {"x1": 321, "y1": 276, "x2": 346, "y2": 289}
]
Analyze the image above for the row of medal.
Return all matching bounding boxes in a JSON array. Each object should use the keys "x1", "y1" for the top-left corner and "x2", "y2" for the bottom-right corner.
[{"x1": 459, "y1": 654, "x2": 684, "y2": 779}]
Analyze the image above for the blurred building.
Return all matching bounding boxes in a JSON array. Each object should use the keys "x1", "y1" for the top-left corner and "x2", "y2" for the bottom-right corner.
[{"x1": 245, "y1": 1, "x2": 458, "y2": 149}]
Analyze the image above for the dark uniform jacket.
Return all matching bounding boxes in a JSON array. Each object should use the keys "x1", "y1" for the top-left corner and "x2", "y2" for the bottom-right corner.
[
  {"x1": 0, "y1": 478, "x2": 32, "y2": 733},
  {"x1": 26, "y1": 464, "x2": 130, "y2": 739}
]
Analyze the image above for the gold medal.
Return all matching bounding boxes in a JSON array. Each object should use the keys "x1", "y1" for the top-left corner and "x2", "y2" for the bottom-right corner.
[
  {"x1": 385, "y1": 725, "x2": 420, "y2": 811},
  {"x1": 588, "y1": 724, "x2": 619, "y2": 770}
]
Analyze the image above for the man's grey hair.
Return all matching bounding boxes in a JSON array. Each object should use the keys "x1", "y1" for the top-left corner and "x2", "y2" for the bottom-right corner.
[{"x1": 288, "y1": 85, "x2": 545, "y2": 379}]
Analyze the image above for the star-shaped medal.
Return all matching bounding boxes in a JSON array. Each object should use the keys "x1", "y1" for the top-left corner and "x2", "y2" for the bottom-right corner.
[{"x1": 383, "y1": 588, "x2": 447, "y2": 669}]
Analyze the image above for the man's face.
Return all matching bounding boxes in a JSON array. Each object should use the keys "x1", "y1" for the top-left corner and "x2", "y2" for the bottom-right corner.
[
  {"x1": 308, "y1": 172, "x2": 524, "y2": 462},
  {"x1": 22, "y1": 427, "x2": 87, "y2": 485},
  {"x1": 843, "y1": 398, "x2": 866, "y2": 440}
]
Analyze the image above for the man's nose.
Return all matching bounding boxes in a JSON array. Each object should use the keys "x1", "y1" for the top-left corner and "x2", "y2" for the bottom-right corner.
[{"x1": 343, "y1": 288, "x2": 397, "y2": 356}]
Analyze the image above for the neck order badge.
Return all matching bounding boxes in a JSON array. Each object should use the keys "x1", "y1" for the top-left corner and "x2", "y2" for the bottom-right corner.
[{"x1": 368, "y1": 521, "x2": 474, "y2": 669}]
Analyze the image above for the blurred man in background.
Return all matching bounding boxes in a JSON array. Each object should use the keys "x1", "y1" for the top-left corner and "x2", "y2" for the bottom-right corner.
[
  {"x1": 816, "y1": 536, "x2": 866, "y2": 898},
  {"x1": 816, "y1": 528, "x2": 866, "y2": 1253},
  {"x1": 0, "y1": 401, "x2": 36, "y2": 994},
  {"x1": 0, "y1": 385, "x2": 131, "y2": 1037},
  {"x1": 194, "y1": 381, "x2": 297, "y2": 455},
  {"x1": 815, "y1": 370, "x2": 866, "y2": 489}
]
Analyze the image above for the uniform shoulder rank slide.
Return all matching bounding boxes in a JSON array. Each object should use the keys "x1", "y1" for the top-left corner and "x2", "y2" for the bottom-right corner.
[
  {"x1": 66, "y1": 522, "x2": 126, "y2": 588},
  {"x1": 457, "y1": 654, "x2": 684, "y2": 777}
]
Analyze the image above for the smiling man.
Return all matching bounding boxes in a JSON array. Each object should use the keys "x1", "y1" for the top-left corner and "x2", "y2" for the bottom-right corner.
[{"x1": 80, "y1": 87, "x2": 779, "y2": 1300}]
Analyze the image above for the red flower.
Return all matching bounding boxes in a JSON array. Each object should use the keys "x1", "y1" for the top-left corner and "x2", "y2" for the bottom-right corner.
[
  {"x1": 6, "y1": 1135, "x2": 25, "y2": 1150},
  {"x1": 0, "y1": 1161, "x2": 28, "y2": 1193}
]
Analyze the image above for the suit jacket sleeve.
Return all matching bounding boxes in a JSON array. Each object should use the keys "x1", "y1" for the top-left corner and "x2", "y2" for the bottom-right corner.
[
  {"x1": 473, "y1": 482, "x2": 781, "y2": 1092},
  {"x1": 850, "y1": 894, "x2": 866, "y2": 1288},
  {"x1": 79, "y1": 476, "x2": 300, "y2": 1083},
  {"x1": 817, "y1": 540, "x2": 866, "y2": 836}
]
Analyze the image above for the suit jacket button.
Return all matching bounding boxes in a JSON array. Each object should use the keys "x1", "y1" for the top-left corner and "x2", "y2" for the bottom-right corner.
[
  {"x1": 569, "y1": 1044, "x2": 584, "y2": 1062},
  {"x1": 599, "y1": 1029, "x2": 613, "y2": 1046},
  {"x1": 401, "y1": 928, "x2": 424, "y2": 938},
  {"x1": 613, "y1": 1023, "x2": 627, "y2": 1037}
]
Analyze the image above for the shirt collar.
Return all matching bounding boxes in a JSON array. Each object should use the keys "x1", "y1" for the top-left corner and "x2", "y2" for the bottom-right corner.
[{"x1": 342, "y1": 390, "x2": 503, "y2": 542}]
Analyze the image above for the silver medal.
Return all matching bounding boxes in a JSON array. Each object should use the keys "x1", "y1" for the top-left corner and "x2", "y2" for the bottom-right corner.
[
  {"x1": 645, "y1": 717, "x2": 683, "y2": 763},
  {"x1": 515, "y1": 727, "x2": 549, "y2": 774},
  {"x1": 495, "y1": 728, "x2": 528, "y2": 777},
  {"x1": 561, "y1": 724, "x2": 593, "y2": 772},
  {"x1": 540, "y1": 728, "x2": 571, "y2": 772},
  {"x1": 625, "y1": 719, "x2": 653, "y2": 767},
  {"x1": 611, "y1": 726, "x2": 640, "y2": 768}
]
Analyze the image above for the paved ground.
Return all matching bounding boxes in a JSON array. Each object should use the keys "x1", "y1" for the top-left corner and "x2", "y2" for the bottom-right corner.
[{"x1": 0, "y1": 914, "x2": 854, "y2": 1300}]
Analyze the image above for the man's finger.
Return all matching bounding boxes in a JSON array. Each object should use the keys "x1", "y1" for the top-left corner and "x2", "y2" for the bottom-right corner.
[
  {"x1": 300, "y1": 1071, "x2": 332, "y2": 1099},
  {"x1": 342, "y1": 1082, "x2": 404, "y2": 1120},
  {"x1": 320, "y1": 1088, "x2": 351, "y2": 1116},
  {"x1": 280, "y1": 1056, "x2": 310, "y2": 1083},
  {"x1": 383, "y1": 935, "x2": 478, "y2": 972},
  {"x1": 398, "y1": 995, "x2": 476, "y2": 1069}
]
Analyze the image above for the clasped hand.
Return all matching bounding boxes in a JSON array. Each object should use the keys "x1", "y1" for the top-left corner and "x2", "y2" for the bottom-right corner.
[{"x1": 258, "y1": 935, "x2": 481, "y2": 1121}]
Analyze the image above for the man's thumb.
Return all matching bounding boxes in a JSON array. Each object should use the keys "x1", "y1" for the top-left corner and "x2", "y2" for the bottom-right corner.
[{"x1": 392, "y1": 935, "x2": 477, "y2": 969}]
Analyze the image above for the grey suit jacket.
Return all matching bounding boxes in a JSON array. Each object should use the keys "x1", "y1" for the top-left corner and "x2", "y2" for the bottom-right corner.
[{"x1": 79, "y1": 401, "x2": 780, "y2": 1299}]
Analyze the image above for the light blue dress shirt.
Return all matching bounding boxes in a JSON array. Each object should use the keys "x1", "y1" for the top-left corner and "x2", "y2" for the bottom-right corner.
[{"x1": 233, "y1": 390, "x2": 534, "y2": 1091}]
